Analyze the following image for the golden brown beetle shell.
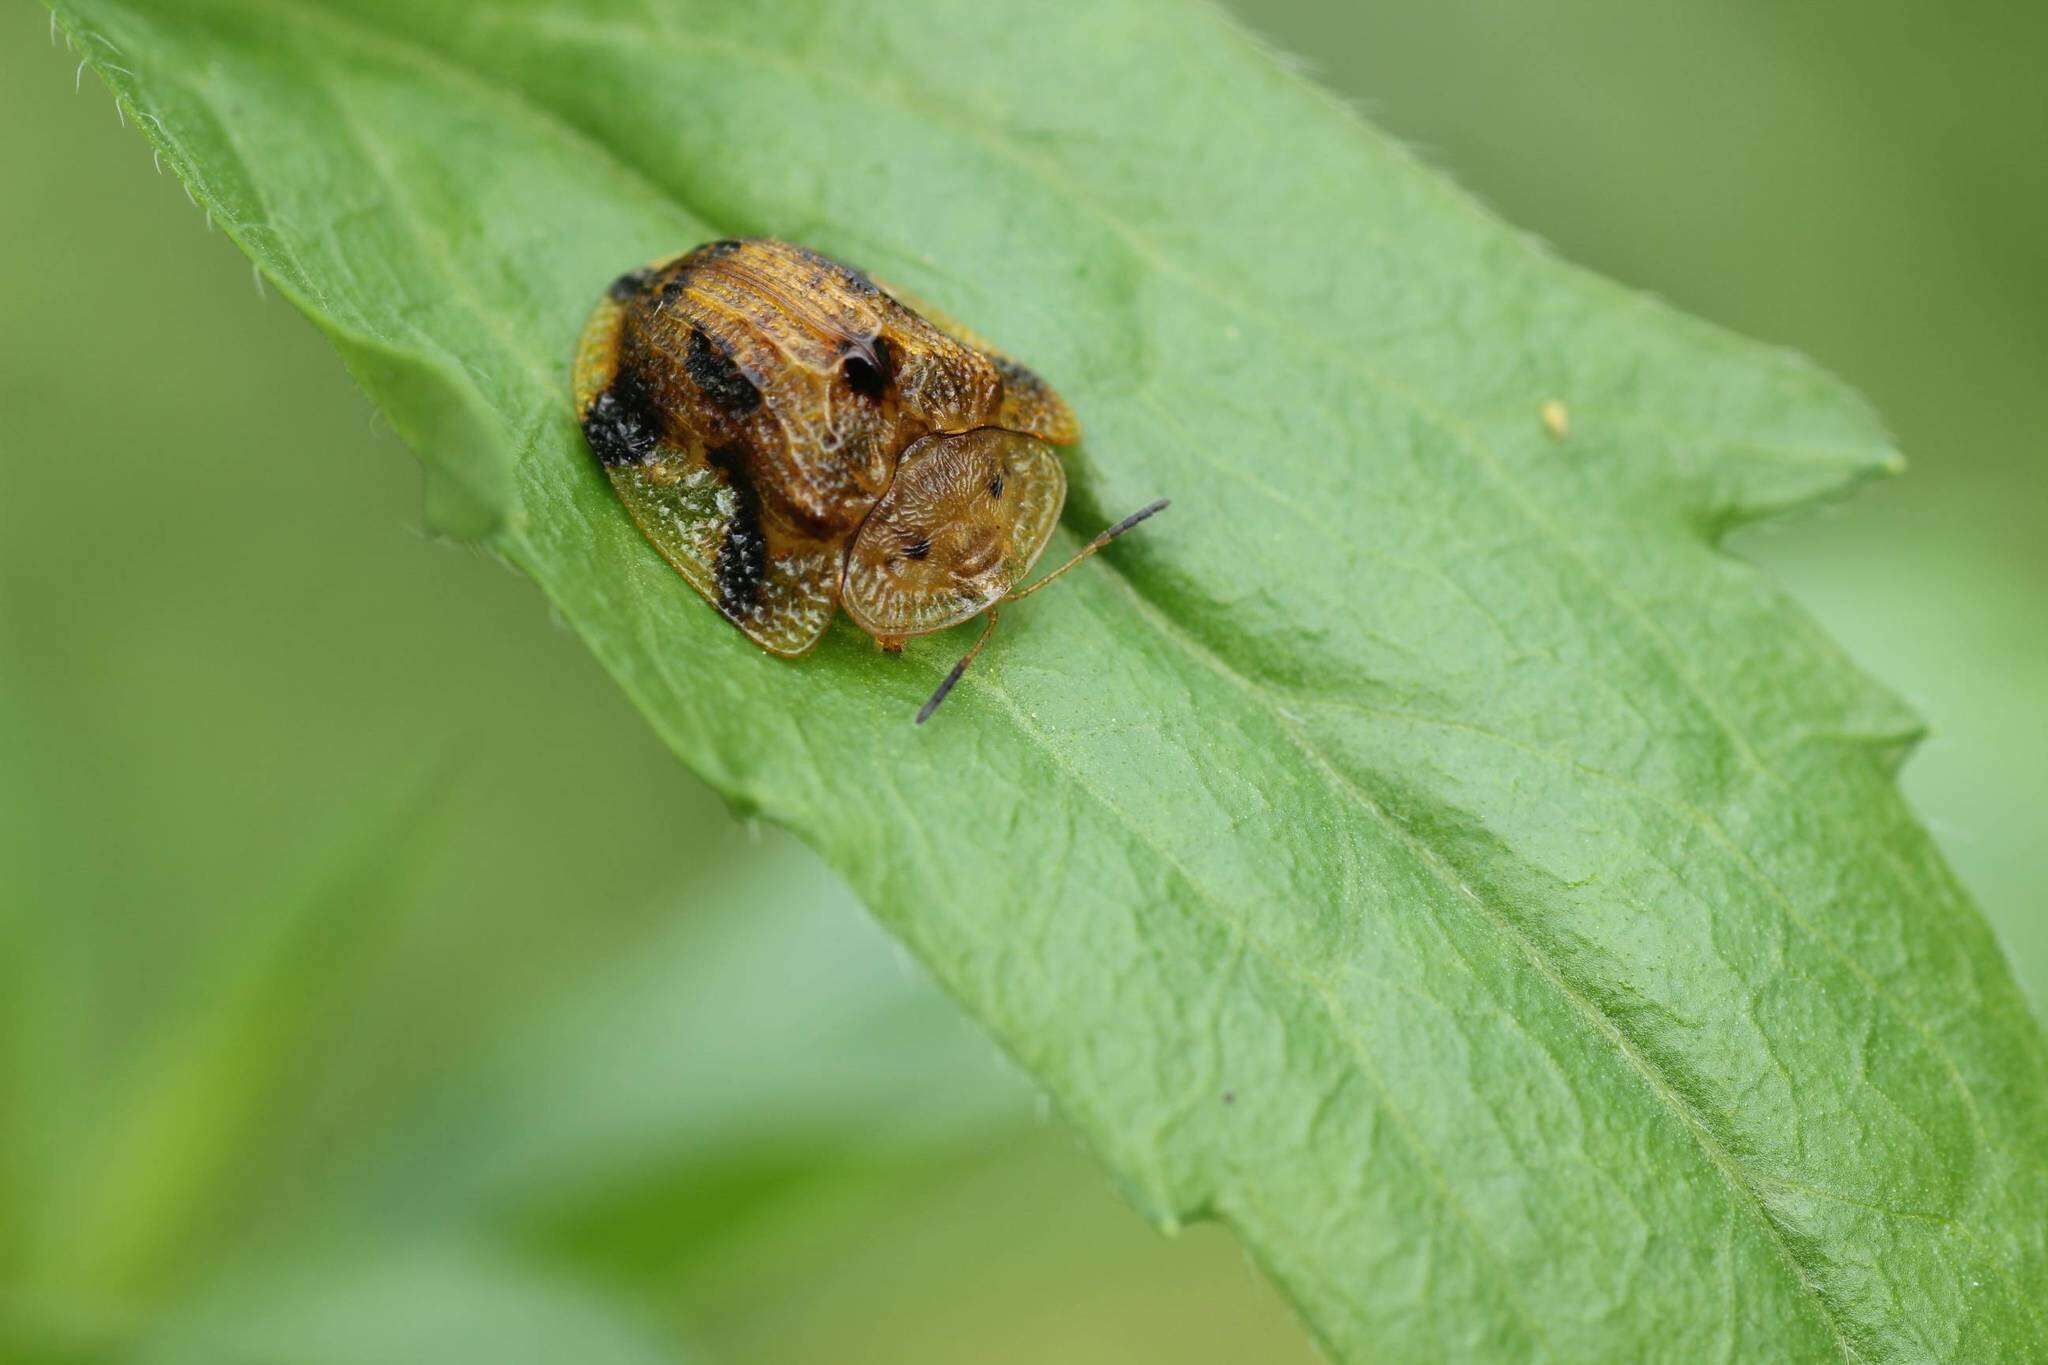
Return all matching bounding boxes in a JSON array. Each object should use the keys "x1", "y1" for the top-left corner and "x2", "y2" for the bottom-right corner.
[{"x1": 572, "y1": 238, "x2": 1078, "y2": 656}]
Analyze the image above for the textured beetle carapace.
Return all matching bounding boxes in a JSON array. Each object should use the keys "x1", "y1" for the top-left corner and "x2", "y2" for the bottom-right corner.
[{"x1": 573, "y1": 238, "x2": 1165, "y2": 721}]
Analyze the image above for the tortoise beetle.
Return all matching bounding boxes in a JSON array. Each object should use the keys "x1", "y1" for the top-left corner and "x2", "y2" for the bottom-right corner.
[{"x1": 573, "y1": 238, "x2": 1165, "y2": 721}]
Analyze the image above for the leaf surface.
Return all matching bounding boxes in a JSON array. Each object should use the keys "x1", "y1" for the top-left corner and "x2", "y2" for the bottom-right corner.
[{"x1": 49, "y1": 0, "x2": 2048, "y2": 1356}]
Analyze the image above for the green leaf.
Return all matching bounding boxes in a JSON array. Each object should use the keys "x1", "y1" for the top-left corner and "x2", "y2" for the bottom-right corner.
[{"x1": 48, "y1": 0, "x2": 2048, "y2": 1357}]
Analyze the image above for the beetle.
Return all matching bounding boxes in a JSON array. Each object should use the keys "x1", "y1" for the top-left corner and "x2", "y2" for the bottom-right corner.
[{"x1": 572, "y1": 238, "x2": 1165, "y2": 722}]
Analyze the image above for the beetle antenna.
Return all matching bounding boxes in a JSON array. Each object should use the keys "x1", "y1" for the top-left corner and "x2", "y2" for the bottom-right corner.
[
  {"x1": 916, "y1": 607, "x2": 1000, "y2": 724},
  {"x1": 918, "y1": 500, "x2": 1168, "y2": 724},
  {"x1": 1005, "y1": 498, "x2": 1170, "y2": 603}
]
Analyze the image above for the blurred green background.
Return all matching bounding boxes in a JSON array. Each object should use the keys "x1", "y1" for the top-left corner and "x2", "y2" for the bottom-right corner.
[{"x1": 3, "y1": 2, "x2": 2041, "y2": 1360}]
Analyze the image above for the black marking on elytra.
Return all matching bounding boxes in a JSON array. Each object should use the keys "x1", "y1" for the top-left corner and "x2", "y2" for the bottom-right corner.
[
  {"x1": 686, "y1": 327, "x2": 761, "y2": 415},
  {"x1": 581, "y1": 368, "x2": 662, "y2": 467},
  {"x1": 606, "y1": 265, "x2": 659, "y2": 301},
  {"x1": 705, "y1": 443, "x2": 768, "y2": 615},
  {"x1": 696, "y1": 238, "x2": 744, "y2": 260},
  {"x1": 987, "y1": 470, "x2": 1005, "y2": 500},
  {"x1": 904, "y1": 536, "x2": 932, "y2": 561},
  {"x1": 993, "y1": 353, "x2": 1046, "y2": 398},
  {"x1": 841, "y1": 335, "x2": 894, "y2": 399}
]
